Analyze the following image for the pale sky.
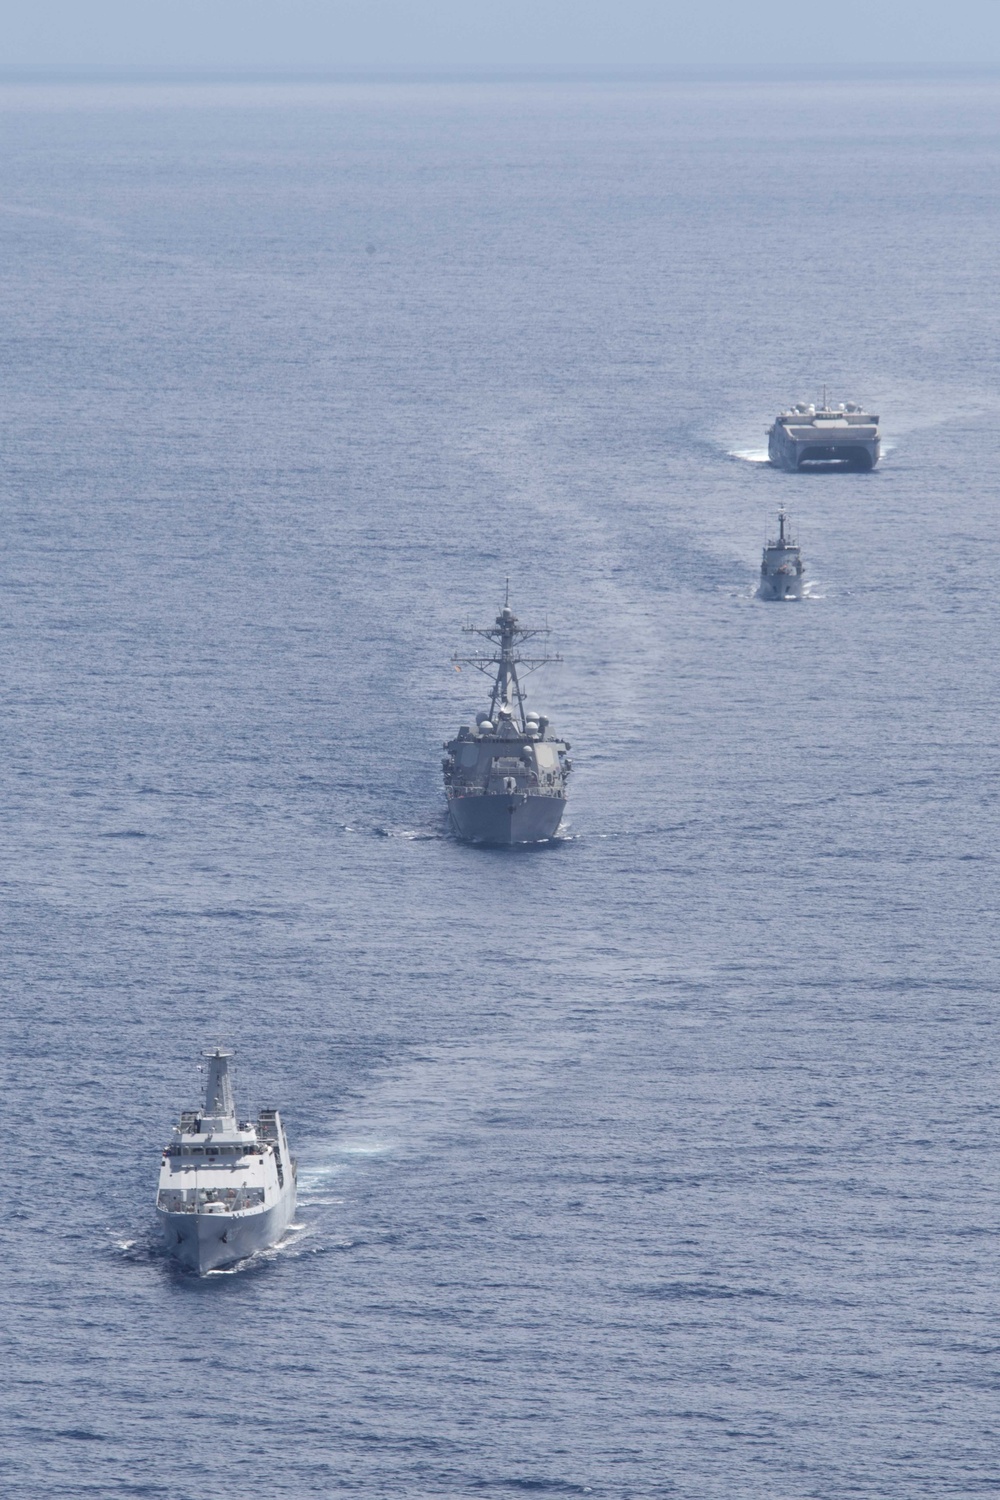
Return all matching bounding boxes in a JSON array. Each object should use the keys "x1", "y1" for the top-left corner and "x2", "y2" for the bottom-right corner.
[{"x1": 2, "y1": 1, "x2": 999, "y2": 74}]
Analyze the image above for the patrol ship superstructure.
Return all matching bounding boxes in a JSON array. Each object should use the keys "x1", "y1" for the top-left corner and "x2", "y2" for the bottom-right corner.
[
  {"x1": 759, "y1": 510, "x2": 805, "y2": 601},
  {"x1": 156, "y1": 1049, "x2": 296, "y2": 1274},
  {"x1": 443, "y1": 593, "x2": 571, "y2": 844},
  {"x1": 768, "y1": 395, "x2": 880, "y2": 471}
]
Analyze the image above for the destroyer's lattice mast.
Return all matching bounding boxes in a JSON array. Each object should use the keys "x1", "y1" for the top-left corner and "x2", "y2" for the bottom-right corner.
[{"x1": 453, "y1": 582, "x2": 561, "y2": 729}]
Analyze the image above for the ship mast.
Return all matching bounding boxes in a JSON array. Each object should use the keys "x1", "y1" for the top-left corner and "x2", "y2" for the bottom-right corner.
[
  {"x1": 202, "y1": 1048, "x2": 236, "y2": 1123},
  {"x1": 453, "y1": 582, "x2": 561, "y2": 730}
]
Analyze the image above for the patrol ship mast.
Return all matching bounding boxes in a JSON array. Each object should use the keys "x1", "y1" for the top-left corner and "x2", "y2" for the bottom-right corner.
[{"x1": 443, "y1": 586, "x2": 571, "y2": 844}]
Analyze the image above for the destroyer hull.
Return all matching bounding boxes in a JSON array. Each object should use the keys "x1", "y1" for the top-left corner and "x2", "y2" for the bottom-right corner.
[
  {"x1": 448, "y1": 792, "x2": 565, "y2": 845},
  {"x1": 159, "y1": 1187, "x2": 296, "y2": 1274}
]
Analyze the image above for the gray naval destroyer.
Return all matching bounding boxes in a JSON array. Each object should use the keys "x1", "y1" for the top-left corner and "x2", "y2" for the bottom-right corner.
[
  {"x1": 759, "y1": 510, "x2": 805, "y2": 601},
  {"x1": 768, "y1": 392, "x2": 880, "y2": 471},
  {"x1": 156, "y1": 1049, "x2": 297, "y2": 1273},
  {"x1": 443, "y1": 594, "x2": 571, "y2": 844}
]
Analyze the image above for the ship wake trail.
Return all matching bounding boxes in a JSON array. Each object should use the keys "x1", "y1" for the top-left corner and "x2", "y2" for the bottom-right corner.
[
  {"x1": 373, "y1": 824, "x2": 446, "y2": 841},
  {"x1": 729, "y1": 447, "x2": 772, "y2": 464}
]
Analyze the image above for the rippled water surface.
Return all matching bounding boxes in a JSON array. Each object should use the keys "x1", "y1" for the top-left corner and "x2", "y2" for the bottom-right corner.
[{"x1": 2, "y1": 77, "x2": 999, "y2": 1499}]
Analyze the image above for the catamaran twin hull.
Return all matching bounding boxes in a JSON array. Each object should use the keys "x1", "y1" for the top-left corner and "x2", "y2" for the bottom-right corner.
[{"x1": 768, "y1": 403, "x2": 880, "y2": 472}]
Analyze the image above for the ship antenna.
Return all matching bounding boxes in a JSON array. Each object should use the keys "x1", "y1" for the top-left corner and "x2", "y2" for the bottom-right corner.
[
  {"x1": 454, "y1": 587, "x2": 562, "y2": 732},
  {"x1": 505, "y1": 575, "x2": 510, "y2": 608}
]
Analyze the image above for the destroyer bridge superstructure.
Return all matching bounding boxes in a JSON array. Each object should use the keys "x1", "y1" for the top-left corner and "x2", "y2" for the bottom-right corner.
[
  {"x1": 768, "y1": 393, "x2": 880, "y2": 472},
  {"x1": 443, "y1": 589, "x2": 571, "y2": 844},
  {"x1": 759, "y1": 510, "x2": 805, "y2": 601},
  {"x1": 156, "y1": 1049, "x2": 296, "y2": 1274}
]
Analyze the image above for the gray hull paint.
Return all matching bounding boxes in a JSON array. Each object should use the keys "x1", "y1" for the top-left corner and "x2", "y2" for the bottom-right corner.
[
  {"x1": 448, "y1": 792, "x2": 565, "y2": 844},
  {"x1": 758, "y1": 575, "x2": 803, "y2": 601},
  {"x1": 159, "y1": 1188, "x2": 296, "y2": 1273},
  {"x1": 771, "y1": 440, "x2": 877, "y2": 471},
  {"x1": 768, "y1": 424, "x2": 879, "y2": 472}
]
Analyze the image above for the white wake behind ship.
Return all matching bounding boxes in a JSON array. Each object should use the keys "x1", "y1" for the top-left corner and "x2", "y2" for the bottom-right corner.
[{"x1": 156, "y1": 1049, "x2": 297, "y2": 1274}]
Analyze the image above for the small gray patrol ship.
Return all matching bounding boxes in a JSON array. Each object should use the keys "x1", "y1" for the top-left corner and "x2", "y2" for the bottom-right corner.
[
  {"x1": 443, "y1": 590, "x2": 571, "y2": 844},
  {"x1": 156, "y1": 1049, "x2": 297, "y2": 1274},
  {"x1": 768, "y1": 392, "x2": 880, "y2": 471},
  {"x1": 759, "y1": 510, "x2": 805, "y2": 601}
]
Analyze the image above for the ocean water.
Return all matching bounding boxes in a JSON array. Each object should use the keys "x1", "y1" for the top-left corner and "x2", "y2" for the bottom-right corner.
[{"x1": 2, "y1": 76, "x2": 999, "y2": 1499}]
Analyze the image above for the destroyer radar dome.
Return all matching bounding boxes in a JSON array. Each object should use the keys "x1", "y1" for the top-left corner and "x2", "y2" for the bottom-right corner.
[
  {"x1": 478, "y1": 720, "x2": 494, "y2": 733},
  {"x1": 476, "y1": 711, "x2": 491, "y2": 724}
]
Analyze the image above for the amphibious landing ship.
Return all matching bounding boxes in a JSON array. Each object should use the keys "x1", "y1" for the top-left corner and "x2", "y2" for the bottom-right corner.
[
  {"x1": 768, "y1": 393, "x2": 880, "y2": 471},
  {"x1": 443, "y1": 592, "x2": 571, "y2": 844},
  {"x1": 156, "y1": 1049, "x2": 296, "y2": 1274}
]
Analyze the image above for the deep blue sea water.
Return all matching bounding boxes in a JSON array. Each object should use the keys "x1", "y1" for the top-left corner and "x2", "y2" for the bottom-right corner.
[{"x1": 2, "y1": 76, "x2": 999, "y2": 1499}]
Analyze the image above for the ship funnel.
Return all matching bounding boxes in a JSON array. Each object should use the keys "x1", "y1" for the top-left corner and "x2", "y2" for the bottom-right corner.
[{"x1": 202, "y1": 1048, "x2": 236, "y2": 1121}]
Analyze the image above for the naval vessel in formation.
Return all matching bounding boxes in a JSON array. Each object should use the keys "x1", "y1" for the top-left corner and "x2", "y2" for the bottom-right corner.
[
  {"x1": 759, "y1": 511, "x2": 805, "y2": 601},
  {"x1": 443, "y1": 592, "x2": 571, "y2": 844},
  {"x1": 768, "y1": 392, "x2": 880, "y2": 471},
  {"x1": 157, "y1": 1049, "x2": 296, "y2": 1274}
]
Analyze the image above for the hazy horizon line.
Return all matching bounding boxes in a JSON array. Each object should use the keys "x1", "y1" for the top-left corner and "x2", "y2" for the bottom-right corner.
[{"x1": 2, "y1": 63, "x2": 1000, "y2": 86}]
